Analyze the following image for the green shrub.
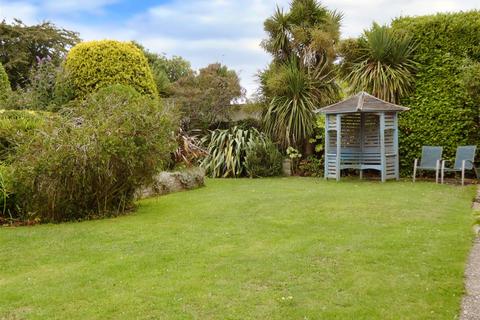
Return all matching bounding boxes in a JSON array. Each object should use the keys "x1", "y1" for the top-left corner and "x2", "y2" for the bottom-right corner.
[
  {"x1": 11, "y1": 85, "x2": 175, "y2": 222},
  {"x1": 244, "y1": 138, "x2": 282, "y2": 177},
  {"x1": 26, "y1": 58, "x2": 60, "y2": 110},
  {"x1": 201, "y1": 126, "x2": 267, "y2": 177},
  {"x1": 391, "y1": 12, "x2": 480, "y2": 174},
  {"x1": 63, "y1": 40, "x2": 158, "y2": 98},
  {"x1": 298, "y1": 155, "x2": 323, "y2": 177},
  {"x1": 0, "y1": 165, "x2": 13, "y2": 219},
  {"x1": 0, "y1": 63, "x2": 11, "y2": 104},
  {"x1": 0, "y1": 109, "x2": 49, "y2": 162}
]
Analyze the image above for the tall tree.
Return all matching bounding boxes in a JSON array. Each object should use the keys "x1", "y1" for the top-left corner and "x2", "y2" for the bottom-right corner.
[
  {"x1": 173, "y1": 63, "x2": 244, "y2": 132},
  {"x1": 133, "y1": 42, "x2": 192, "y2": 97},
  {"x1": 338, "y1": 23, "x2": 417, "y2": 103},
  {"x1": 0, "y1": 19, "x2": 80, "y2": 89},
  {"x1": 260, "y1": 0, "x2": 341, "y2": 149}
]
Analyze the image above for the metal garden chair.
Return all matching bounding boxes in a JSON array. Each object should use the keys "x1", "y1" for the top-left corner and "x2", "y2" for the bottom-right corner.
[
  {"x1": 413, "y1": 146, "x2": 443, "y2": 183},
  {"x1": 441, "y1": 145, "x2": 478, "y2": 186}
]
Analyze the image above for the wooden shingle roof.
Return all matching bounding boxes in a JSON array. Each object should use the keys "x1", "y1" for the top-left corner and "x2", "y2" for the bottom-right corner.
[{"x1": 315, "y1": 91, "x2": 409, "y2": 114}]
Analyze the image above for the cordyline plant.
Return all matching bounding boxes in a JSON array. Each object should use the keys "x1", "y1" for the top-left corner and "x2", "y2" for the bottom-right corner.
[
  {"x1": 338, "y1": 23, "x2": 418, "y2": 103},
  {"x1": 262, "y1": 56, "x2": 338, "y2": 149}
]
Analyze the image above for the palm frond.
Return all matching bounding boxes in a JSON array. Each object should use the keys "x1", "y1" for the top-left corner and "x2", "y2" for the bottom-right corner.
[{"x1": 340, "y1": 23, "x2": 417, "y2": 103}]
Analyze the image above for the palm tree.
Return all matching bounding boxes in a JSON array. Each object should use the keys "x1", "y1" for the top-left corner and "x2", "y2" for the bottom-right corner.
[
  {"x1": 339, "y1": 23, "x2": 417, "y2": 103},
  {"x1": 262, "y1": 0, "x2": 341, "y2": 66},
  {"x1": 260, "y1": 0, "x2": 342, "y2": 149},
  {"x1": 263, "y1": 57, "x2": 338, "y2": 148}
]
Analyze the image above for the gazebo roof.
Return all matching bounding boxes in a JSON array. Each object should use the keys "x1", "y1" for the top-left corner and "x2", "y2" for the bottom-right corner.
[{"x1": 315, "y1": 91, "x2": 409, "y2": 114}]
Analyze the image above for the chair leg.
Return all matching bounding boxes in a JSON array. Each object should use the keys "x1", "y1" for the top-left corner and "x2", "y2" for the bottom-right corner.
[
  {"x1": 435, "y1": 160, "x2": 440, "y2": 184},
  {"x1": 413, "y1": 159, "x2": 418, "y2": 182},
  {"x1": 441, "y1": 161, "x2": 445, "y2": 184},
  {"x1": 461, "y1": 160, "x2": 465, "y2": 186}
]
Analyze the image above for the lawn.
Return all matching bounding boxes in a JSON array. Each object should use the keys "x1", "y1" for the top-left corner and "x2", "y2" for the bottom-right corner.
[{"x1": 0, "y1": 178, "x2": 476, "y2": 319}]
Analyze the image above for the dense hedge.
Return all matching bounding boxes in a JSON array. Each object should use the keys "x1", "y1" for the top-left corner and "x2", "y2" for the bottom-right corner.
[
  {"x1": 0, "y1": 63, "x2": 10, "y2": 103},
  {"x1": 392, "y1": 12, "x2": 480, "y2": 174},
  {"x1": 64, "y1": 40, "x2": 158, "y2": 98}
]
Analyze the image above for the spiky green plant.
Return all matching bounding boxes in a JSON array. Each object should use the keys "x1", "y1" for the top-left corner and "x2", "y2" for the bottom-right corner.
[
  {"x1": 201, "y1": 127, "x2": 269, "y2": 178},
  {"x1": 262, "y1": 0, "x2": 341, "y2": 64},
  {"x1": 263, "y1": 57, "x2": 338, "y2": 148},
  {"x1": 339, "y1": 23, "x2": 417, "y2": 103}
]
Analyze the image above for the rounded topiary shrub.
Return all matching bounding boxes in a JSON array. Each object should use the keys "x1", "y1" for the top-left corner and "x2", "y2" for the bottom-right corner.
[
  {"x1": 64, "y1": 40, "x2": 158, "y2": 98},
  {"x1": 0, "y1": 63, "x2": 11, "y2": 103}
]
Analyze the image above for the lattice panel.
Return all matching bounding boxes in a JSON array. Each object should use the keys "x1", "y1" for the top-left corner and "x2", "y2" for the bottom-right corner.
[
  {"x1": 384, "y1": 113, "x2": 395, "y2": 129},
  {"x1": 340, "y1": 114, "x2": 361, "y2": 147},
  {"x1": 364, "y1": 114, "x2": 380, "y2": 147},
  {"x1": 327, "y1": 115, "x2": 337, "y2": 129}
]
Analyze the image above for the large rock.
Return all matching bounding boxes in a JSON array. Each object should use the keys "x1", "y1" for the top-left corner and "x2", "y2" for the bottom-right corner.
[{"x1": 137, "y1": 167, "x2": 205, "y2": 199}]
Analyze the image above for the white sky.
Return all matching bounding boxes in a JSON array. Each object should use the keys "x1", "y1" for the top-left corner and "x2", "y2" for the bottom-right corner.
[{"x1": 1, "y1": 0, "x2": 479, "y2": 97}]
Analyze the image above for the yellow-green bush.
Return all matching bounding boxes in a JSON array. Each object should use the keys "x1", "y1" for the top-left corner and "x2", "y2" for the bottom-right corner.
[
  {"x1": 0, "y1": 63, "x2": 11, "y2": 104},
  {"x1": 64, "y1": 40, "x2": 158, "y2": 98}
]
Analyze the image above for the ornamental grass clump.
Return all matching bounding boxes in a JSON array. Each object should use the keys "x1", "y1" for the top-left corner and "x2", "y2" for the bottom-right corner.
[{"x1": 11, "y1": 85, "x2": 175, "y2": 222}]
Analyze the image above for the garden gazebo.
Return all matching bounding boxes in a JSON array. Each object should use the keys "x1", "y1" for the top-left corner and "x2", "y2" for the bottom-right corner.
[{"x1": 316, "y1": 92, "x2": 409, "y2": 182}]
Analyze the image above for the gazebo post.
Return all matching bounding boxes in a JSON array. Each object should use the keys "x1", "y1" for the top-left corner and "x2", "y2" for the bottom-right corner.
[
  {"x1": 394, "y1": 113, "x2": 400, "y2": 180},
  {"x1": 379, "y1": 113, "x2": 386, "y2": 182},
  {"x1": 336, "y1": 114, "x2": 342, "y2": 181},
  {"x1": 324, "y1": 116, "x2": 329, "y2": 179},
  {"x1": 359, "y1": 113, "x2": 365, "y2": 180}
]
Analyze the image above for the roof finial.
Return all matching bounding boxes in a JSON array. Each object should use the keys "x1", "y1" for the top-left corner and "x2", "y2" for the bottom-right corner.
[{"x1": 356, "y1": 92, "x2": 365, "y2": 111}]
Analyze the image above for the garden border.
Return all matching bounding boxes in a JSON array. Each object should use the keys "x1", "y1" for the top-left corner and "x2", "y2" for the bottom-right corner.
[{"x1": 460, "y1": 186, "x2": 480, "y2": 320}]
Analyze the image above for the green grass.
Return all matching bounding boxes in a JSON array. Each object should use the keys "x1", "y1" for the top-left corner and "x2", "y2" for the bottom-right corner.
[{"x1": 0, "y1": 178, "x2": 476, "y2": 319}]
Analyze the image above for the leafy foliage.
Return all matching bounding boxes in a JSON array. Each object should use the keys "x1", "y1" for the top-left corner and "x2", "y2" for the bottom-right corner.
[
  {"x1": 338, "y1": 23, "x2": 417, "y2": 103},
  {"x1": 10, "y1": 85, "x2": 175, "y2": 222},
  {"x1": 173, "y1": 63, "x2": 244, "y2": 132},
  {"x1": 201, "y1": 126, "x2": 268, "y2": 178},
  {"x1": 391, "y1": 12, "x2": 480, "y2": 174},
  {"x1": 64, "y1": 40, "x2": 158, "y2": 98},
  {"x1": 3, "y1": 57, "x2": 65, "y2": 111},
  {"x1": 462, "y1": 59, "x2": 480, "y2": 106},
  {"x1": 133, "y1": 42, "x2": 192, "y2": 97},
  {"x1": 244, "y1": 138, "x2": 283, "y2": 178},
  {"x1": 0, "y1": 164, "x2": 13, "y2": 218},
  {"x1": 298, "y1": 155, "x2": 323, "y2": 177},
  {"x1": 0, "y1": 19, "x2": 79, "y2": 89},
  {"x1": 0, "y1": 63, "x2": 11, "y2": 104},
  {"x1": 0, "y1": 109, "x2": 50, "y2": 162}
]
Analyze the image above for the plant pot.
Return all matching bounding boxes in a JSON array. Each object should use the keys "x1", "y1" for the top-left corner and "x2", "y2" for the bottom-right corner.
[{"x1": 282, "y1": 158, "x2": 292, "y2": 176}]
